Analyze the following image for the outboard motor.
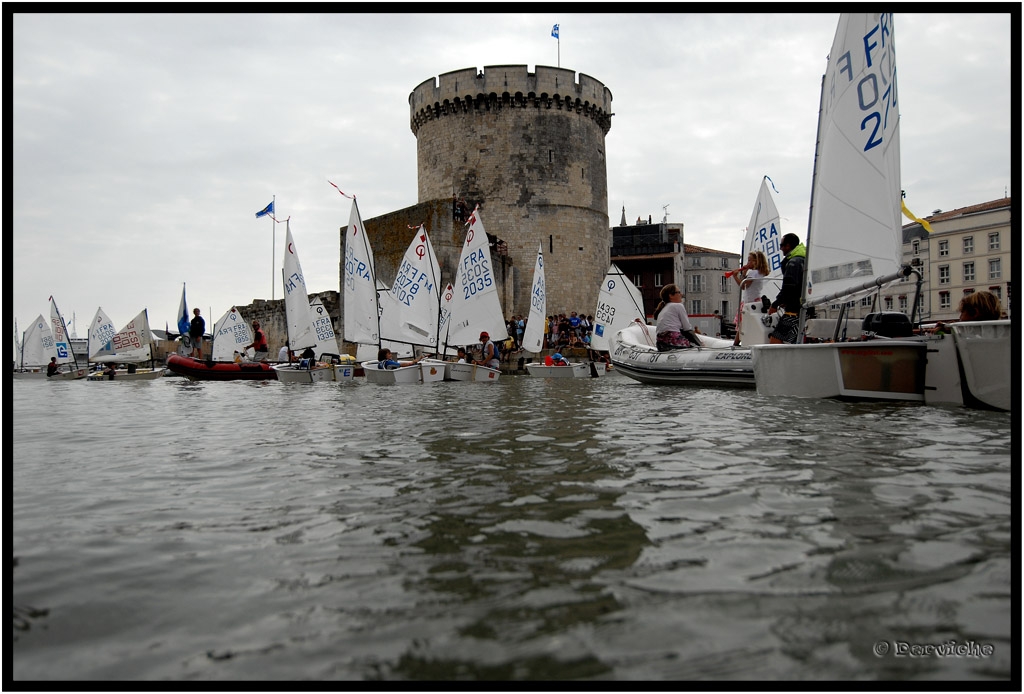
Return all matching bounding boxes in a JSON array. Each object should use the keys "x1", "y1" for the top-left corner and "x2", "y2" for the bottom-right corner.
[{"x1": 862, "y1": 312, "x2": 913, "y2": 338}]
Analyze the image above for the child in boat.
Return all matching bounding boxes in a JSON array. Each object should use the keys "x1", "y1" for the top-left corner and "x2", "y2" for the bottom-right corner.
[
  {"x1": 653, "y1": 284, "x2": 700, "y2": 350},
  {"x1": 731, "y1": 250, "x2": 769, "y2": 346}
]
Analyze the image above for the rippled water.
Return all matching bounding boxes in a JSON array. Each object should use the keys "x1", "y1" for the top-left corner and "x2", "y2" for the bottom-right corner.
[{"x1": 12, "y1": 375, "x2": 1014, "y2": 682}]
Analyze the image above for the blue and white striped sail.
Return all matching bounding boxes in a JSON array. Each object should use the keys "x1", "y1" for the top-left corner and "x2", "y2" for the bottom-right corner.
[
  {"x1": 521, "y1": 245, "x2": 546, "y2": 354},
  {"x1": 211, "y1": 307, "x2": 253, "y2": 361},
  {"x1": 805, "y1": 13, "x2": 902, "y2": 301}
]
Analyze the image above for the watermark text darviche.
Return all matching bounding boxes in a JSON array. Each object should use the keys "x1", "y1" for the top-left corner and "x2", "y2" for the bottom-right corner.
[{"x1": 873, "y1": 639, "x2": 994, "y2": 658}]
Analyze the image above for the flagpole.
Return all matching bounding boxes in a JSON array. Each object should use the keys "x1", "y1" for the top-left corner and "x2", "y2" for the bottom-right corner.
[{"x1": 271, "y1": 195, "x2": 276, "y2": 300}]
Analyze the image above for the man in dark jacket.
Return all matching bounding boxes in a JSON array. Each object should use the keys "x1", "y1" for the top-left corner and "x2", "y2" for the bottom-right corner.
[
  {"x1": 189, "y1": 308, "x2": 206, "y2": 358},
  {"x1": 769, "y1": 233, "x2": 807, "y2": 344}
]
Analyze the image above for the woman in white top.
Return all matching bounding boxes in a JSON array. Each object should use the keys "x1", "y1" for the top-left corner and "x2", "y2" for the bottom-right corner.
[
  {"x1": 731, "y1": 250, "x2": 769, "y2": 346},
  {"x1": 654, "y1": 284, "x2": 701, "y2": 351}
]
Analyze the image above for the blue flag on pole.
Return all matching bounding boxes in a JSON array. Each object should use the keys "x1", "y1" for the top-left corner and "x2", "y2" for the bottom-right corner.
[
  {"x1": 256, "y1": 201, "x2": 274, "y2": 218},
  {"x1": 177, "y1": 284, "x2": 190, "y2": 336},
  {"x1": 551, "y1": 23, "x2": 559, "y2": 39}
]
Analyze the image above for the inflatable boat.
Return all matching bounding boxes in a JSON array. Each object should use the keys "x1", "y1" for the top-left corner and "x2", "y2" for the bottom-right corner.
[{"x1": 166, "y1": 353, "x2": 277, "y2": 381}]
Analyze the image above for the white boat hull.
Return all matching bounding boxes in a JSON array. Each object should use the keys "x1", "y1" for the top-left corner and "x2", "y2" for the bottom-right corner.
[
  {"x1": 949, "y1": 320, "x2": 1011, "y2": 411},
  {"x1": 446, "y1": 362, "x2": 500, "y2": 382},
  {"x1": 14, "y1": 367, "x2": 89, "y2": 380},
  {"x1": 333, "y1": 363, "x2": 356, "y2": 381},
  {"x1": 273, "y1": 362, "x2": 336, "y2": 384},
  {"x1": 610, "y1": 322, "x2": 754, "y2": 387},
  {"x1": 87, "y1": 368, "x2": 167, "y2": 381},
  {"x1": 524, "y1": 362, "x2": 592, "y2": 378},
  {"x1": 752, "y1": 340, "x2": 927, "y2": 402},
  {"x1": 362, "y1": 360, "x2": 446, "y2": 384}
]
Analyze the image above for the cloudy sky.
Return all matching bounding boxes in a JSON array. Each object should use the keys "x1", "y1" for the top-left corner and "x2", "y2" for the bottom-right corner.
[{"x1": 12, "y1": 11, "x2": 1012, "y2": 337}]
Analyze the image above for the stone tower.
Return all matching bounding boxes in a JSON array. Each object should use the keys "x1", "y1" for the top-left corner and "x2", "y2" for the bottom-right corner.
[{"x1": 410, "y1": 65, "x2": 613, "y2": 318}]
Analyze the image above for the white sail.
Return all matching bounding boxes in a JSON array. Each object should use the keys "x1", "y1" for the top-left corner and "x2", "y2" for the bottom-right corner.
[
  {"x1": 14, "y1": 318, "x2": 23, "y2": 368},
  {"x1": 521, "y1": 244, "x2": 546, "y2": 353},
  {"x1": 211, "y1": 307, "x2": 253, "y2": 361},
  {"x1": 309, "y1": 296, "x2": 339, "y2": 357},
  {"x1": 110, "y1": 309, "x2": 153, "y2": 363},
  {"x1": 436, "y1": 282, "x2": 457, "y2": 355},
  {"x1": 805, "y1": 13, "x2": 902, "y2": 302},
  {"x1": 446, "y1": 206, "x2": 509, "y2": 347},
  {"x1": 21, "y1": 314, "x2": 56, "y2": 368},
  {"x1": 592, "y1": 263, "x2": 646, "y2": 352},
  {"x1": 379, "y1": 225, "x2": 442, "y2": 348},
  {"x1": 281, "y1": 221, "x2": 318, "y2": 352},
  {"x1": 88, "y1": 307, "x2": 117, "y2": 361},
  {"x1": 342, "y1": 198, "x2": 380, "y2": 348},
  {"x1": 744, "y1": 176, "x2": 785, "y2": 281},
  {"x1": 49, "y1": 297, "x2": 75, "y2": 366}
]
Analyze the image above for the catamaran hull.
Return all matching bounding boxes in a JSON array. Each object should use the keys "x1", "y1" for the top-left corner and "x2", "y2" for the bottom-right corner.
[
  {"x1": 166, "y1": 354, "x2": 277, "y2": 381},
  {"x1": 752, "y1": 341, "x2": 927, "y2": 402},
  {"x1": 610, "y1": 323, "x2": 754, "y2": 387}
]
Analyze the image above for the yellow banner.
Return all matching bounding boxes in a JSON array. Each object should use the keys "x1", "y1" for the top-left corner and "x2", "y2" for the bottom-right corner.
[{"x1": 902, "y1": 200, "x2": 934, "y2": 233}]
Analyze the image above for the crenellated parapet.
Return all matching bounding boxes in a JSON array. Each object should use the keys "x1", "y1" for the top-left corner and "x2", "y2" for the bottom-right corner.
[{"x1": 410, "y1": 65, "x2": 613, "y2": 135}]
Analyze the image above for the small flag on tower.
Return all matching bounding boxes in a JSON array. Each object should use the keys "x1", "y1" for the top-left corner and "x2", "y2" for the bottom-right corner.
[{"x1": 551, "y1": 24, "x2": 559, "y2": 39}]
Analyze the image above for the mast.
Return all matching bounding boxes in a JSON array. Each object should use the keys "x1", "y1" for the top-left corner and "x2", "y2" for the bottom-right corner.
[{"x1": 796, "y1": 73, "x2": 827, "y2": 342}]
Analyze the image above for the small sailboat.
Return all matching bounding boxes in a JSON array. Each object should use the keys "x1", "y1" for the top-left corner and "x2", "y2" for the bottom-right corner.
[
  {"x1": 523, "y1": 244, "x2": 587, "y2": 378},
  {"x1": 341, "y1": 193, "x2": 382, "y2": 374},
  {"x1": 87, "y1": 308, "x2": 166, "y2": 380},
  {"x1": 749, "y1": 13, "x2": 1010, "y2": 409},
  {"x1": 442, "y1": 206, "x2": 507, "y2": 383},
  {"x1": 13, "y1": 314, "x2": 59, "y2": 378},
  {"x1": 210, "y1": 307, "x2": 253, "y2": 362},
  {"x1": 47, "y1": 297, "x2": 88, "y2": 379},
  {"x1": 273, "y1": 222, "x2": 335, "y2": 384},
  {"x1": 367, "y1": 224, "x2": 446, "y2": 384},
  {"x1": 308, "y1": 296, "x2": 355, "y2": 380}
]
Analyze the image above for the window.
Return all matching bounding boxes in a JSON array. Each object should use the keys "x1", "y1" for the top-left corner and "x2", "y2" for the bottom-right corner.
[
  {"x1": 861, "y1": 296, "x2": 872, "y2": 307},
  {"x1": 939, "y1": 265, "x2": 950, "y2": 285},
  {"x1": 884, "y1": 296, "x2": 893, "y2": 310},
  {"x1": 690, "y1": 300, "x2": 703, "y2": 315},
  {"x1": 691, "y1": 257, "x2": 704, "y2": 268},
  {"x1": 963, "y1": 262, "x2": 975, "y2": 282},
  {"x1": 989, "y1": 258, "x2": 1001, "y2": 280},
  {"x1": 989, "y1": 232, "x2": 1000, "y2": 251},
  {"x1": 722, "y1": 258, "x2": 731, "y2": 269},
  {"x1": 654, "y1": 273, "x2": 663, "y2": 287},
  {"x1": 963, "y1": 236, "x2": 973, "y2": 255},
  {"x1": 689, "y1": 275, "x2": 704, "y2": 293},
  {"x1": 939, "y1": 240, "x2": 949, "y2": 257},
  {"x1": 633, "y1": 274, "x2": 642, "y2": 288},
  {"x1": 912, "y1": 240, "x2": 920, "y2": 254},
  {"x1": 989, "y1": 286, "x2": 1002, "y2": 302},
  {"x1": 899, "y1": 296, "x2": 908, "y2": 312},
  {"x1": 939, "y1": 291, "x2": 951, "y2": 310},
  {"x1": 721, "y1": 276, "x2": 730, "y2": 292}
]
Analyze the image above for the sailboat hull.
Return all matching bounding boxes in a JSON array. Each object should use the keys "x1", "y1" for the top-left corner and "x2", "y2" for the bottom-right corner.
[
  {"x1": 362, "y1": 360, "x2": 445, "y2": 385},
  {"x1": 524, "y1": 363, "x2": 591, "y2": 378},
  {"x1": 87, "y1": 368, "x2": 167, "y2": 381},
  {"x1": 752, "y1": 341, "x2": 926, "y2": 402},
  {"x1": 13, "y1": 367, "x2": 88, "y2": 380},
  {"x1": 447, "y1": 362, "x2": 500, "y2": 382},
  {"x1": 272, "y1": 362, "x2": 336, "y2": 383},
  {"x1": 949, "y1": 320, "x2": 1011, "y2": 411}
]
